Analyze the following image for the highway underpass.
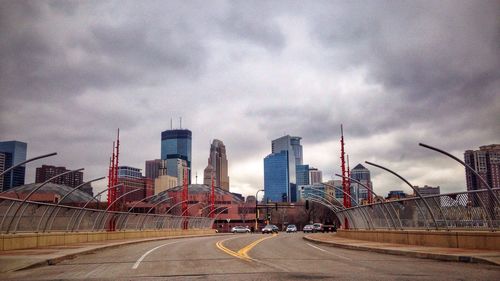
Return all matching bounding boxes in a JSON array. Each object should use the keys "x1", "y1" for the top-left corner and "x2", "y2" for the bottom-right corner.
[{"x1": 1, "y1": 233, "x2": 499, "y2": 281}]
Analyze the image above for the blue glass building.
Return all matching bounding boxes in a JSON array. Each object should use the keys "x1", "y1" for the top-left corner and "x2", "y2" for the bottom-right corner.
[
  {"x1": 296, "y1": 164, "x2": 310, "y2": 186},
  {"x1": 264, "y1": 150, "x2": 289, "y2": 202},
  {"x1": 161, "y1": 129, "x2": 192, "y2": 184},
  {"x1": 0, "y1": 141, "x2": 27, "y2": 191}
]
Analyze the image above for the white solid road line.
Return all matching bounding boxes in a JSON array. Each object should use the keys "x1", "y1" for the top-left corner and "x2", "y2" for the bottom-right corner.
[
  {"x1": 306, "y1": 243, "x2": 353, "y2": 261},
  {"x1": 132, "y1": 241, "x2": 180, "y2": 269}
]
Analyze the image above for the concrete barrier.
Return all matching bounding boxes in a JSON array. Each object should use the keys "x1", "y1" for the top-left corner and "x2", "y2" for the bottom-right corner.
[
  {"x1": 0, "y1": 229, "x2": 215, "y2": 251},
  {"x1": 336, "y1": 230, "x2": 499, "y2": 250}
]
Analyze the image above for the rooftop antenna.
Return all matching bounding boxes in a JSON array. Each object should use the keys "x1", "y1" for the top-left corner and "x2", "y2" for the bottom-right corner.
[
  {"x1": 179, "y1": 117, "x2": 182, "y2": 129},
  {"x1": 170, "y1": 118, "x2": 173, "y2": 130}
]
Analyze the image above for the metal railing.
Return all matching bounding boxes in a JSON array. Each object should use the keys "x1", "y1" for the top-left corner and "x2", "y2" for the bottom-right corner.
[
  {"x1": 0, "y1": 196, "x2": 214, "y2": 234},
  {"x1": 334, "y1": 188, "x2": 500, "y2": 231}
]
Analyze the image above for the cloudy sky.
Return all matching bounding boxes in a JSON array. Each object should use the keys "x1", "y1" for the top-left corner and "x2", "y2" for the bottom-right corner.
[{"x1": 1, "y1": 0, "x2": 499, "y2": 198}]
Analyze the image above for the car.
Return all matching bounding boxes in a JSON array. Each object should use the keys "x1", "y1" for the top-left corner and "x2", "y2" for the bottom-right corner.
[
  {"x1": 303, "y1": 224, "x2": 314, "y2": 233},
  {"x1": 262, "y1": 224, "x2": 279, "y2": 234},
  {"x1": 286, "y1": 224, "x2": 297, "y2": 233},
  {"x1": 231, "y1": 226, "x2": 250, "y2": 233},
  {"x1": 322, "y1": 225, "x2": 337, "y2": 233},
  {"x1": 312, "y1": 223, "x2": 323, "y2": 233}
]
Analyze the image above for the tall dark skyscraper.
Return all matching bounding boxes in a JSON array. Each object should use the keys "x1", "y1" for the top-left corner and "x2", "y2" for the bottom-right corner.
[
  {"x1": 0, "y1": 141, "x2": 27, "y2": 192},
  {"x1": 161, "y1": 129, "x2": 192, "y2": 184}
]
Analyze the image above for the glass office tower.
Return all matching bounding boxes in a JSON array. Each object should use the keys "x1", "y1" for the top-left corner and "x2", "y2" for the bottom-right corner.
[
  {"x1": 161, "y1": 129, "x2": 192, "y2": 184},
  {"x1": 0, "y1": 141, "x2": 27, "y2": 191},
  {"x1": 264, "y1": 150, "x2": 289, "y2": 202}
]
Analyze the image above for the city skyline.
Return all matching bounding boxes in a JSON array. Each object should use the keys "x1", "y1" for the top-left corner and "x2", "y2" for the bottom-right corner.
[{"x1": 0, "y1": 1, "x2": 499, "y2": 198}]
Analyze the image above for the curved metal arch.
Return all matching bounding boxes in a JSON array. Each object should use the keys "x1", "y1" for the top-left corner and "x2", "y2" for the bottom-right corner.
[
  {"x1": 318, "y1": 182, "x2": 375, "y2": 229},
  {"x1": 365, "y1": 161, "x2": 439, "y2": 230},
  {"x1": 304, "y1": 193, "x2": 342, "y2": 211},
  {"x1": 304, "y1": 197, "x2": 351, "y2": 229},
  {"x1": 305, "y1": 197, "x2": 341, "y2": 213},
  {"x1": 304, "y1": 193, "x2": 357, "y2": 229},
  {"x1": 0, "y1": 152, "x2": 57, "y2": 179},
  {"x1": 207, "y1": 205, "x2": 226, "y2": 217},
  {"x1": 92, "y1": 188, "x2": 142, "y2": 231},
  {"x1": 41, "y1": 176, "x2": 106, "y2": 233},
  {"x1": 181, "y1": 202, "x2": 204, "y2": 216},
  {"x1": 419, "y1": 143, "x2": 500, "y2": 206},
  {"x1": 335, "y1": 174, "x2": 400, "y2": 230},
  {"x1": 69, "y1": 183, "x2": 123, "y2": 231},
  {"x1": 305, "y1": 186, "x2": 345, "y2": 209},
  {"x1": 165, "y1": 200, "x2": 188, "y2": 215},
  {"x1": 7, "y1": 168, "x2": 84, "y2": 234},
  {"x1": 118, "y1": 193, "x2": 161, "y2": 230},
  {"x1": 138, "y1": 196, "x2": 173, "y2": 230},
  {"x1": 213, "y1": 206, "x2": 231, "y2": 220},
  {"x1": 198, "y1": 204, "x2": 214, "y2": 217}
]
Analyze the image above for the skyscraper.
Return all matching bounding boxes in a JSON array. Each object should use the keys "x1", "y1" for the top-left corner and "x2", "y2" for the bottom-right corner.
[
  {"x1": 161, "y1": 129, "x2": 192, "y2": 184},
  {"x1": 296, "y1": 164, "x2": 310, "y2": 186},
  {"x1": 309, "y1": 167, "x2": 323, "y2": 184},
  {"x1": 35, "y1": 165, "x2": 84, "y2": 188},
  {"x1": 203, "y1": 139, "x2": 230, "y2": 191},
  {"x1": 350, "y1": 163, "x2": 373, "y2": 204},
  {"x1": 264, "y1": 150, "x2": 289, "y2": 202},
  {"x1": 166, "y1": 158, "x2": 187, "y2": 186},
  {"x1": 145, "y1": 159, "x2": 163, "y2": 180},
  {"x1": 0, "y1": 141, "x2": 27, "y2": 191},
  {"x1": 267, "y1": 135, "x2": 303, "y2": 202},
  {"x1": 465, "y1": 144, "x2": 500, "y2": 191}
]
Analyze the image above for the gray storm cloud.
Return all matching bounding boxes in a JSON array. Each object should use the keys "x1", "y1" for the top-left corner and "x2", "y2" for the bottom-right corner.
[{"x1": 0, "y1": 0, "x2": 498, "y2": 196}]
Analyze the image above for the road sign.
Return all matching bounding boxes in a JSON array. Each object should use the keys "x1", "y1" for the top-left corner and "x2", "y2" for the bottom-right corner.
[{"x1": 226, "y1": 219, "x2": 231, "y2": 223}]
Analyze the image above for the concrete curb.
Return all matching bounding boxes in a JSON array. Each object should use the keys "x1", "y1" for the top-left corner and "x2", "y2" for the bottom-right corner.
[
  {"x1": 9, "y1": 233, "x2": 230, "y2": 272},
  {"x1": 303, "y1": 235, "x2": 500, "y2": 266}
]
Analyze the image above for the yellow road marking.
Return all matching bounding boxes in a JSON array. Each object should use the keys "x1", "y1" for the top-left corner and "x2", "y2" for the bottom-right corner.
[
  {"x1": 215, "y1": 234, "x2": 277, "y2": 261},
  {"x1": 215, "y1": 237, "x2": 247, "y2": 261},
  {"x1": 237, "y1": 234, "x2": 276, "y2": 259}
]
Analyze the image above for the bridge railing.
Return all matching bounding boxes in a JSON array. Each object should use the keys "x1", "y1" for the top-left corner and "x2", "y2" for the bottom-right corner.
[
  {"x1": 0, "y1": 196, "x2": 213, "y2": 234},
  {"x1": 335, "y1": 188, "x2": 500, "y2": 231}
]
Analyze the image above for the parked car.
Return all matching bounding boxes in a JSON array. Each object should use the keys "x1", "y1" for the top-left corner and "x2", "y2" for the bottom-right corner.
[
  {"x1": 231, "y1": 226, "x2": 250, "y2": 233},
  {"x1": 262, "y1": 224, "x2": 279, "y2": 234},
  {"x1": 303, "y1": 224, "x2": 314, "y2": 233},
  {"x1": 286, "y1": 224, "x2": 297, "y2": 233},
  {"x1": 312, "y1": 223, "x2": 323, "y2": 233}
]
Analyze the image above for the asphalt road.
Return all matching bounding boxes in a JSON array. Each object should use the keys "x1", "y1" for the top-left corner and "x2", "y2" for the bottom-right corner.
[{"x1": 2, "y1": 233, "x2": 499, "y2": 280}]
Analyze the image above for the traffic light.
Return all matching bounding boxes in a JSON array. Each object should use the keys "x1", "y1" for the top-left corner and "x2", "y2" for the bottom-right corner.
[
  {"x1": 305, "y1": 200, "x2": 309, "y2": 210},
  {"x1": 275, "y1": 202, "x2": 278, "y2": 211},
  {"x1": 266, "y1": 213, "x2": 271, "y2": 220}
]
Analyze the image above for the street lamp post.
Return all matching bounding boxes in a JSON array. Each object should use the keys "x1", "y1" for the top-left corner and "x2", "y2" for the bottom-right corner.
[{"x1": 255, "y1": 189, "x2": 264, "y2": 232}]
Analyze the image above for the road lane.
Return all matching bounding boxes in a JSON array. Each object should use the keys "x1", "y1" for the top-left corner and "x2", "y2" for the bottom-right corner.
[
  {"x1": 1, "y1": 232, "x2": 499, "y2": 280},
  {"x1": 248, "y1": 233, "x2": 500, "y2": 280}
]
